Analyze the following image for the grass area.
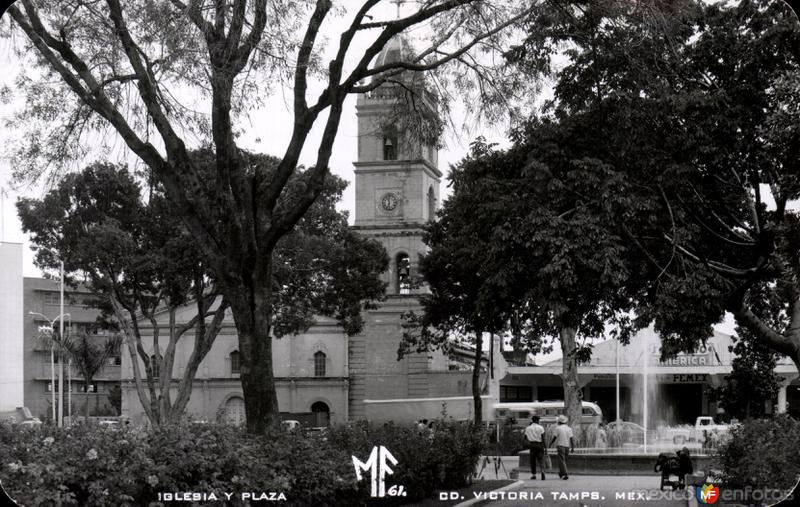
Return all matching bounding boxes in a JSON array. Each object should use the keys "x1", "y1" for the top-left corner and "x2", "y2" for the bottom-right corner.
[{"x1": 409, "y1": 479, "x2": 516, "y2": 506}]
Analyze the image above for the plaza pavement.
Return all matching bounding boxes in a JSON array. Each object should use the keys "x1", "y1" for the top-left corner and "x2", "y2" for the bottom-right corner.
[{"x1": 462, "y1": 470, "x2": 690, "y2": 507}]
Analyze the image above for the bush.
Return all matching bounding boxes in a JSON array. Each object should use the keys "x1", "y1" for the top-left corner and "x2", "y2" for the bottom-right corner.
[
  {"x1": 327, "y1": 420, "x2": 485, "y2": 504},
  {"x1": 485, "y1": 419, "x2": 527, "y2": 455},
  {"x1": 715, "y1": 415, "x2": 800, "y2": 492},
  {"x1": 0, "y1": 419, "x2": 485, "y2": 506}
]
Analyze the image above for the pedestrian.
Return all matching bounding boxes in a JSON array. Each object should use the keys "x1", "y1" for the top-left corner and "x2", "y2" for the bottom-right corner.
[
  {"x1": 676, "y1": 447, "x2": 693, "y2": 489},
  {"x1": 549, "y1": 414, "x2": 574, "y2": 480},
  {"x1": 524, "y1": 415, "x2": 547, "y2": 480}
]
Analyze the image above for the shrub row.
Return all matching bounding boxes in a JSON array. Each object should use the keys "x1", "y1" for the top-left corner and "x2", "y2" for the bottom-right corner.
[
  {"x1": 0, "y1": 419, "x2": 485, "y2": 506},
  {"x1": 714, "y1": 414, "x2": 800, "y2": 494}
]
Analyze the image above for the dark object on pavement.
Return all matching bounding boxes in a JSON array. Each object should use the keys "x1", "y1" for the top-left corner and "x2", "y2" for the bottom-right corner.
[
  {"x1": 654, "y1": 449, "x2": 693, "y2": 490},
  {"x1": 654, "y1": 450, "x2": 693, "y2": 490}
]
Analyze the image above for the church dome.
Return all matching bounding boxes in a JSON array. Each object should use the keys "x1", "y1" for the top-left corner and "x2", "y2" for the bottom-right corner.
[{"x1": 373, "y1": 34, "x2": 414, "y2": 69}]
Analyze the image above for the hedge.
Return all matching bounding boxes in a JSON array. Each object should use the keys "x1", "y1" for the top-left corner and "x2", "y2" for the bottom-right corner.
[
  {"x1": 0, "y1": 419, "x2": 485, "y2": 506},
  {"x1": 714, "y1": 414, "x2": 800, "y2": 494}
]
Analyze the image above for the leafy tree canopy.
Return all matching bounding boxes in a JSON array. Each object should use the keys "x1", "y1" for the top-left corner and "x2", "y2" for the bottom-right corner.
[{"x1": 507, "y1": 0, "x2": 800, "y2": 368}]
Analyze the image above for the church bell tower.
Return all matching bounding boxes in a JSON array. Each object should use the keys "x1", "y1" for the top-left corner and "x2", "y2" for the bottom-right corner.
[
  {"x1": 347, "y1": 34, "x2": 448, "y2": 421},
  {"x1": 352, "y1": 35, "x2": 442, "y2": 295}
]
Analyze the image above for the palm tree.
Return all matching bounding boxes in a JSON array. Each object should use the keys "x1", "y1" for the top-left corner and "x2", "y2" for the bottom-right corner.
[{"x1": 57, "y1": 331, "x2": 122, "y2": 421}]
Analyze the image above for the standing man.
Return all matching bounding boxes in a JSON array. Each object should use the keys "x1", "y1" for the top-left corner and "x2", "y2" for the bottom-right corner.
[
  {"x1": 524, "y1": 415, "x2": 547, "y2": 480},
  {"x1": 549, "y1": 414, "x2": 575, "y2": 480}
]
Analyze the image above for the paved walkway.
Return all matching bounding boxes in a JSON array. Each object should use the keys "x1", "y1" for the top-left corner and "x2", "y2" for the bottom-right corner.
[{"x1": 463, "y1": 475, "x2": 690, "y2": 507}]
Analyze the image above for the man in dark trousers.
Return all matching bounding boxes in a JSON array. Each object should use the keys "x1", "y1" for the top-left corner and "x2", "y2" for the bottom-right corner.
[
  {"x1": 524, "y1": 415, "x2": 547, "y2": 480},
  {"x1": 550, "y1": 414, "x2": 575, "y2": 480}
]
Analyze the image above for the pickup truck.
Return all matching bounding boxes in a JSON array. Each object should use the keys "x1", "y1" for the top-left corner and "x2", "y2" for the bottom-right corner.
[{"x1": 668, "y1": 416, "x2": 731, "y2": 445}]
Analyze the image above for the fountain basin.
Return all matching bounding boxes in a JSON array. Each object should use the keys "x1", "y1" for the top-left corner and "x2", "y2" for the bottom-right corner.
[{"x1": 518, "y1": 449, "x2": 716, "y2": 475}]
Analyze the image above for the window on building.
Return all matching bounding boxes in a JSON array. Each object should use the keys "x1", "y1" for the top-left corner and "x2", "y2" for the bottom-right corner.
[
  {"x1": 150, "y1": 355, "x2": 160, "y2": 378},
  {"x1": 80, "y1": 383, "x2": 97, "y2": 393},
  {"x1": 383, "y1": 127, "x2": 398, "y2": 160},
  {"x1": 499, "y1": 386, "x2": 533, "y2": 402},
  {"x1": 108, "y1": 356, "x2": 121, "y2": 366},
  {"x1": 427, "y1": 186, "x2": 436, "y2": 220},
  {"x1": 396, "y1": 253, "x2": 411, "y2": 294},
  {"x1": 314, "y1": 351, "x2": 326, "y2": 377},
  {"x1": 43, "y1": 292, "x2": 60, "y2": 305},
  {"x1": 230, "y1": 350, "x2": 241, "y2": 375}
]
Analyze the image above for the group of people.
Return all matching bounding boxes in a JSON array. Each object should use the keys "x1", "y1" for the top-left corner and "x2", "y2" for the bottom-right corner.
[{"x1": 524, "y1": 414, "x2": 575, "y2": 480}]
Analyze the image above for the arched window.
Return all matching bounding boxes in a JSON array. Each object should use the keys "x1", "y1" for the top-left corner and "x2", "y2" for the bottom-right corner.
[
  {"x1": 314, "y1": 351, "x2": 326, "y2": 377},
  {"x1": 396, "y1": 253, "x2": 411, "y2": 294},
  {"x1": 311, "y1": 401, "x2": 330, "y2": 427},
  {"x1": 150, "y1": 355, "x2": 159, "y2": 378},
  {"x1": 383, "y1": 127, "x2": 398, "y2": 160},
  {"x1": 427, "y1": 186, "x2": 436, "y2": 220},
  {"x1": 230, "y1": 350, "x2": 241, "y2": 375}
]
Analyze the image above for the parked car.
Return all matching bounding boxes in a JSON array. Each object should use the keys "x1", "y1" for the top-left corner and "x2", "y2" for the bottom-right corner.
[
  {"x1": 305, "y1": 426, "x2": 328, "y2": 436},
  {"x1": 607, "y1": 420, "x2": 646, "y2": 445},
  {"x1": 665, "y1": 417, "x2": 733, "y2": 445},
  {"x1": 0, "y1": 408, "x2": 42, "y2": 428},
  {"x1": 281, "y1": 419, "x2": 301, "y2": 432}
]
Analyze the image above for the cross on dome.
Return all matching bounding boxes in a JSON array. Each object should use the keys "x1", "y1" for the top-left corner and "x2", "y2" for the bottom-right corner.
[{"x1": 390, "y1": 0, "x2": 406, "y2": 19}]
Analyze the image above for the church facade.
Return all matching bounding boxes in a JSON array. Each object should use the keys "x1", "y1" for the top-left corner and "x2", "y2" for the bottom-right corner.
[{"x1": 121, "y1": 38, "x2": 474, "y2": 426}]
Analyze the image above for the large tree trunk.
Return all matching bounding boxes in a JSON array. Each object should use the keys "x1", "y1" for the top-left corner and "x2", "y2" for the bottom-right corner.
[
  {"x1": 472, "y1": 329, "x2": 484, "y2": 425},
  {"x1": 733, "y1": 304, "x2": 800, "y2": 375},
  {"x1": 227, "y1": 260, "x2": 280, "y2": 433},
  {"x1": 559, "y1": 326, "x2": 583, "y2": 446}
]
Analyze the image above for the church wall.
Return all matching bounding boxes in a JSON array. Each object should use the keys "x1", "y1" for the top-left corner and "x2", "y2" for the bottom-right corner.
[
  {"x1": 426, "y1": 371, "x2": 472, "y2": 397},
  {"x1": 121, "y1": 378, "x2": 348, "y2": 426},
  {"x1": 121, "y1": 310, "x2": 348, "y2": 426}
]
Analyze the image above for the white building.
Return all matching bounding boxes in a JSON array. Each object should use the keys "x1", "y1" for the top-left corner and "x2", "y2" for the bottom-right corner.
[{"x1": 0, "y1": 242, "x2": 24, "y2": 411}]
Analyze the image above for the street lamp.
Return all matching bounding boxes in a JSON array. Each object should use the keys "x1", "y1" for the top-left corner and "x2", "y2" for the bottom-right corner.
[{"x1": 30, "y1": 311, "x2": 71, "y2": 427}]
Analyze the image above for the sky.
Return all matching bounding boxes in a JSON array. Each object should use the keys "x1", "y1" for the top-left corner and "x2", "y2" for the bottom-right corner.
[
  {"x1": 0, "y1": 1, "x2": 735, "y2": 354},
  {"x1": 0, "y1": 1, "x2": 514, "y2": 278}
]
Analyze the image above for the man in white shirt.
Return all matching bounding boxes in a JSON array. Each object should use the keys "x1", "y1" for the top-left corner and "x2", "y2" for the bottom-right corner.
[
  {"x1": 549, "y1": 414, "x2": 574, "y2": 480},
  {"x1": 524, "y1": 415, "x2": 547, "y2": 480}
]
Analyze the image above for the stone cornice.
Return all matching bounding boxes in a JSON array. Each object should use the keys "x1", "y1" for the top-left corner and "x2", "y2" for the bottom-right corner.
[{"x1": 353, "y1": 159, "x2": 442, "y2": 178}]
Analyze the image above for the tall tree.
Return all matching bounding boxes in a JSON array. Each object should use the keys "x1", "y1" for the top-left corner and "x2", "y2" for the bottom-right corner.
[
  {"x1": 4, "y1": 0, "x2": 534, "y2": 433},
  {"x1": 18, "y1": 156, "x2": 388, "y2": 425},
  {"x1": 402, "y1": 135, "x2": 639, "y2": 432},
  {"x1": 19, "y1": 162, "x2": 228, "y2": 425},
  {"x1": 509, "y1": 0, "x2": 800, "y2": 372},
  {"x1": 474, "y1": 129, "x2": 642, "y2": 440},
  {"x1": 399, "y1": 141, "x2": 515, "y2": 424}
]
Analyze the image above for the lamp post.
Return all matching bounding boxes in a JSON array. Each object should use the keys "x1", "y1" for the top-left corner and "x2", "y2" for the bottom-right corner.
[
  {"x1": 30, "y1": 311, "x2": 71, "y2": 427},
  {"x1": 59, "y1": 262, "x2": 64, "y2": 427}
]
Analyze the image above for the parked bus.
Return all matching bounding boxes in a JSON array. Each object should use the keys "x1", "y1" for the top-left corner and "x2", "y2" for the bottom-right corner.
[{"x1": 493, "y1": 401, "x2": 603, "y2": 430}]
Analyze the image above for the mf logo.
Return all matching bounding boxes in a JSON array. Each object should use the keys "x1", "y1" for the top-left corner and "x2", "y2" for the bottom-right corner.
[
  {"x1": 352, "y1": 446, "x2": 406, "y2": 498},
  {"x1": 696, "y1": 484, "x2": 720, "y2": 504}
]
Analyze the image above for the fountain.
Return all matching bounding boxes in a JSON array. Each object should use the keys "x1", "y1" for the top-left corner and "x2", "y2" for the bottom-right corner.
[{"x1": 518, "y1": 325, "x2": 717, "y2": 476}]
